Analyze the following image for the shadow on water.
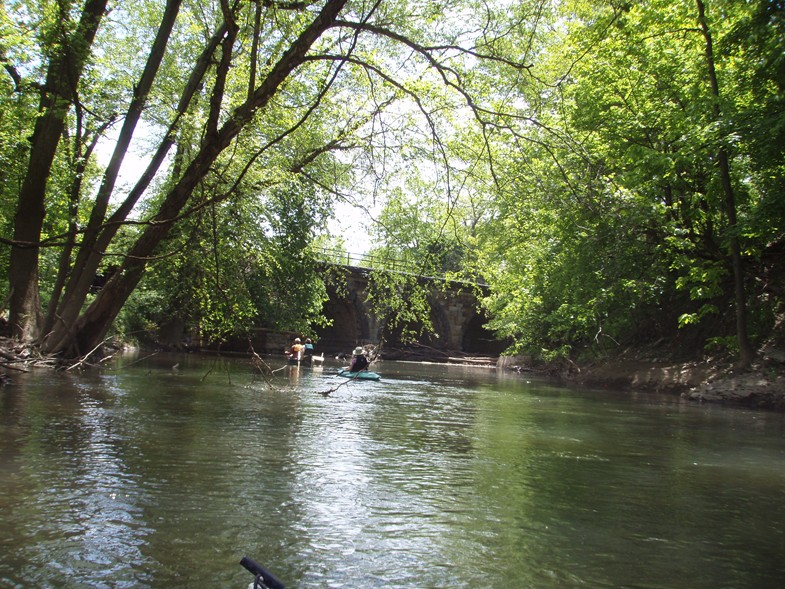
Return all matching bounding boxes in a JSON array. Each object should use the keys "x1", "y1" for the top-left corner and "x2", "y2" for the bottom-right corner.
[{"x1": 1, "y1": 352, "x2": 784, "y2": 588}]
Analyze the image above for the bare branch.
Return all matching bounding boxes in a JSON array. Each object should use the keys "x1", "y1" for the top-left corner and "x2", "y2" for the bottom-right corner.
[{"x1": 2, "y1": 59, "x2": 22, "y2": 91}]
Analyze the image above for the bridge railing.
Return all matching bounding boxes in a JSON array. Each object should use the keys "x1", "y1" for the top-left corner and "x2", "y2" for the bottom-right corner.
[
  {"x1": 312, "y1": 247, "x2": 416, "y2": 274},
  {"x1": 312, "y1": 246, "x2": 487, "y2": 286}
]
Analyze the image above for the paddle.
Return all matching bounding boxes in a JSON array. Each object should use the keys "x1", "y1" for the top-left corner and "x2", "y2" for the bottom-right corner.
[{"x1": 240, "y1": 556, "x2": 285, "y2": 589}]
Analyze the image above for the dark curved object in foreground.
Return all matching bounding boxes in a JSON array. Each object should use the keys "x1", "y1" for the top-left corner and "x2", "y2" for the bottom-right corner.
[{"x1": 240, "y1": 556, "x2": 285, "y2": 589}]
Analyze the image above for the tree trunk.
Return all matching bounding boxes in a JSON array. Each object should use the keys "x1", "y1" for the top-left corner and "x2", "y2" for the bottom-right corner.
[
  {"x1": 43, "y1": 0, "x2": 182, "y2": 352},
  {"x1": 7, "y1": 0, "x2": 108, "y2": 342},
  {"x1": 696, "y1": 0, "x2": 755, "y2": 367},
  {"x1": 44, "y1": 16, "x2": 228, "y2": 354},
  {"x1": 54, "y1": 0, "x2": 350, "y2": 358},
  {"x1": 42, "y1": 115, "x2": 113, "y2": 339}
]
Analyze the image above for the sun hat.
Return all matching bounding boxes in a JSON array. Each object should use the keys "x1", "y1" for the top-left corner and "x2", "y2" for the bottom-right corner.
[
  {"x1": 294, "y1": 338, "x2": 301, "y2": 343},
  {"x1": 353, "y1": 346, "x2": 364, "y2": 355}
]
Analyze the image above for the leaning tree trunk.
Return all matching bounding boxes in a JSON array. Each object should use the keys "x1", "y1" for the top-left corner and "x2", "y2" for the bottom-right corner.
[
  {"x1": 42, "y1": 115, "x2": 113, "y2": 339},
  {"x1": 7, "y1": 0, "x2": 108, "y2": 343},
  {"x1": 43, "y1": 0, "x2": 183, "y2": 351},
  {"x1": 54, "y1": 0, "x2": 350, "y2": 358},
  {"x1": 44, "y1": 17, "x2": 228, "y2": 354}
]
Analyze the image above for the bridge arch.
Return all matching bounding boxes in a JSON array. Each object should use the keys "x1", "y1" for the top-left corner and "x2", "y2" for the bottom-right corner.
[
  {"x1": 461, "y1": 311, "x2": 508, "y2": 355},
  {"x1": 312, "y1": 262, "x2": 504, "y2": 356},
  {"x1": 317, "y1": 285, "x2": 373, "y2": 353}
]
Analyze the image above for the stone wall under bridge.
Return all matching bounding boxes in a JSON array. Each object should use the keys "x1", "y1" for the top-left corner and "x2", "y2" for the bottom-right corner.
[{"x1": 313, "y1": 265, "x2": 507, "y2": 358}]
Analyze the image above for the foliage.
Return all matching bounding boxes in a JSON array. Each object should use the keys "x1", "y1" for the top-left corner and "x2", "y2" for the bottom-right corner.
[
  {"x1": 365, "y1": 268, "x2": 434, "y2": 345},
  {"x1": 1, "y1": 0, "x2": 783, "y2": 364},
  {"x1": 120, "y1": 174, "x2": 332, "y2": 346},
  {"x1": 456, "y1": 0, "x2": 785, "y2": 362},
  {"x1": 3, "y1": 0, "x2": 537, "y2": 354}
]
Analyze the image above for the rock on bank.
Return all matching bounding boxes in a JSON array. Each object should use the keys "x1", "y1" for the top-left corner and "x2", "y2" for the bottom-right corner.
[{"x1": 499, "y1": 350, "x2": 785, "y2": 411}]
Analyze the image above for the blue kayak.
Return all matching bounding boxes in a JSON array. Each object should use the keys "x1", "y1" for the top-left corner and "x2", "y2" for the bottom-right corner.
[{"x1": 337, "y1": 368, "x2": 381, "y2": 381}]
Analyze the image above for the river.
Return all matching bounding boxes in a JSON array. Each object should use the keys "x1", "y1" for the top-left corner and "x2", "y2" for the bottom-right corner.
[{"x1": 1, "y1": 353, "x2": 784, "y2": 588}]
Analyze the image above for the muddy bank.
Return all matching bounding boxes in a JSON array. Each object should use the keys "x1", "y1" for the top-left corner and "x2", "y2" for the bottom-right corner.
[{"x1": 499, "y1": 350, "x2": 785, "y2": 411}]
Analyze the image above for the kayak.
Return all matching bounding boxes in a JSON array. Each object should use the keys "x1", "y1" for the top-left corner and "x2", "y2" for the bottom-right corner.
[{"x1": 337, "y1": 368, "x2": 381, "y2": 381}]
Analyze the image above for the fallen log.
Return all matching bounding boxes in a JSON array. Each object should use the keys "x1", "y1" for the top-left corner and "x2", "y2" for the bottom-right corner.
[{"x1": 447, "y1": 356, "x2": 496, "y2": 366}]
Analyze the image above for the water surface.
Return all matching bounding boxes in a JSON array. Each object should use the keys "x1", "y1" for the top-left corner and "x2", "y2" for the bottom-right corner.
[{"x1": 1, "y1": 353, "x2": 784, "y2": 588}]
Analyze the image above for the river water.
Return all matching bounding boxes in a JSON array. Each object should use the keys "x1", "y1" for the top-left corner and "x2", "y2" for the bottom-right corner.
[{"x1": 1, "y1": 353, "x2": 784, "y2": 588}]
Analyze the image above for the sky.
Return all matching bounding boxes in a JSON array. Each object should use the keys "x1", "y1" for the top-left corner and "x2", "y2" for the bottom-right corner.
[{"x1": 97, "y1": 131, "x2": 376, "y2": 255}]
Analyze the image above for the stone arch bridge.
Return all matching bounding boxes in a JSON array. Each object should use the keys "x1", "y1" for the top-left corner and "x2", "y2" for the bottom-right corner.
[
  {"x1": 312, "y1": 261, "x2": 506, "y2": 357},
  {"x1": 237, "y1": 251, "x2": 506, "y2": 358}
]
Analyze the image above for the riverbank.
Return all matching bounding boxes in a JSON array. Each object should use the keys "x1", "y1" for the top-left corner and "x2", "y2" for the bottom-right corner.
[
  {"x1": 578, "y1": 356, "x2": 785, "y2": 411},
  {"x1": 499, "y1": 348, "x2": 785, "y2": 411}
]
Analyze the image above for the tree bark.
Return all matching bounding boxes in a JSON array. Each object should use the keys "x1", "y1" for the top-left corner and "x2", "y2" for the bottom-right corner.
[
  {"x1": 695, "y1": 0, "x2": 755, "y2": 367},
  {"x1": 43, "y1": 0, "x2": 183, "y2": 351},
  {"x1": 55, "y1": 0, "x2": 350, "y2": 358},
  {"x1": 42, "y1": 114, "x2": 114, "y2": 338},
  {"x1": 8, "y1": 0, "x2": 108, "y2": 342}
]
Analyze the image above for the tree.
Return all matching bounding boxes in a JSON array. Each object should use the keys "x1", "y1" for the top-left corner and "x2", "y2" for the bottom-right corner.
[
  {"x1": 7, "y1": 0, "x2": 109, "y2": 343},
  {"x1": 3, "y1": 0, "x2": 537, "y2": 359},
  {"x1": 469, "y1": 0, "x2": 783, "y2": 362},
  {"x1": 44, "y1": 0, "x2": 351, "y2": 357},
  {"x1": 695, "y1": 0, "x2": 755, "y2": 366},
  {"x1": 120, "y1": 177, "x2": 331, "y2": 347}
]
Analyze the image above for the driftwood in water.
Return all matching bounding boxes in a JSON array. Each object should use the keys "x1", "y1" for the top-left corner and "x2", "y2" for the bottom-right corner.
[{"x1": 447, "y1": 356, "x2": 496, "y2": 366}]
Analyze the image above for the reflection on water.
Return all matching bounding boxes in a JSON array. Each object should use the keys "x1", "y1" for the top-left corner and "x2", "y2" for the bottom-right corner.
[{"x1": 1, "y1": 353, "x2": 785, "y2": 588}]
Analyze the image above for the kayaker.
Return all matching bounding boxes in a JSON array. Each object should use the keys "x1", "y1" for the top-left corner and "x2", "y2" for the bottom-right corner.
[
  {"x1": 349, "y1": 346, "x2": 369, "y2": 372},
  {"x1": 303, "y1": 338, "x2": 315, "y2": 358},
  {"x1": 288, "y1": 338, "x2": 304, "y2": 362}
]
